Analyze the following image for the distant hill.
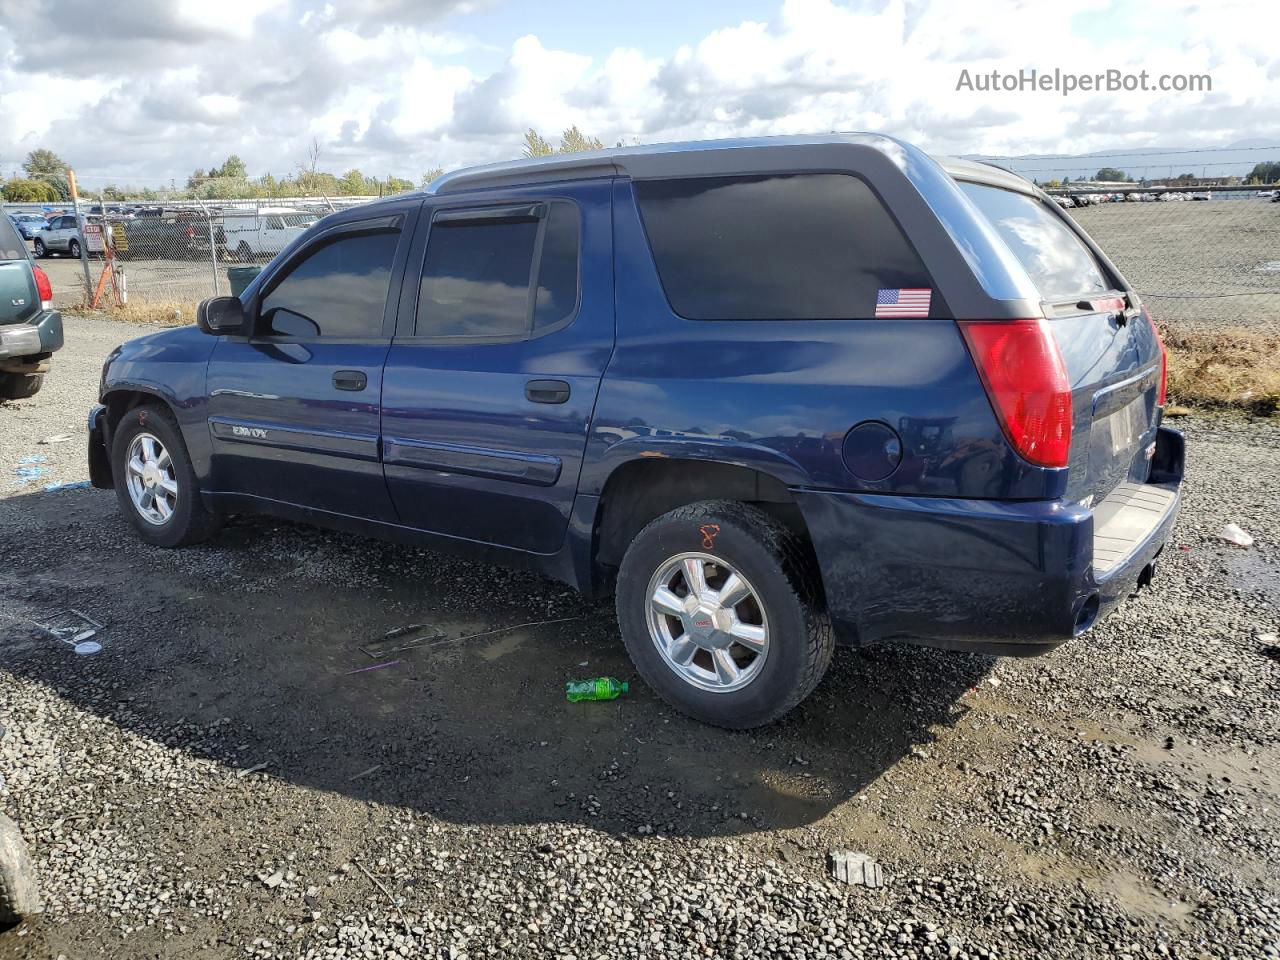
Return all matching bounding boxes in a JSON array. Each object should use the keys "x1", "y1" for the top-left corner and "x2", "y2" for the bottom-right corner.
[{"x1": 959, "y1": 141, "x2": 1280, "y2": 183}]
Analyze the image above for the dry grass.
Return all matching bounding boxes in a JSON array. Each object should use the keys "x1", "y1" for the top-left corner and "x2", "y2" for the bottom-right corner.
[
  {"x1": 62, "y1": 299, "x2": 195, "y2": 327},
  {"x1": 1161, "y1": 325, "x2": 1280, "y2": 415}
]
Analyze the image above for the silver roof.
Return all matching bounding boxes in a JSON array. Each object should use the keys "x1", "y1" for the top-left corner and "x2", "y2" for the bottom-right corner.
[{"x1": 426, "y1": 133, "x2": 1036, "y2": 196}]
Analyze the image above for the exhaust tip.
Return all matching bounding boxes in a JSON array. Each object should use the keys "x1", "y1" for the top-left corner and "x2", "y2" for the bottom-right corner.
[{"x1": 1074, "y1": 593, "x2": 1101, "y2": 636}]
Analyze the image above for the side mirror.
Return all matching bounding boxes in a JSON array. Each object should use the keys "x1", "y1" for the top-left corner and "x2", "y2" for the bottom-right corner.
[{"x1": 196, "y1": 296, "x2": 245, "y2": 336}]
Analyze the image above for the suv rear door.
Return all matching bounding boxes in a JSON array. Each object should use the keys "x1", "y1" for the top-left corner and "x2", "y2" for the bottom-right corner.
[
  {"x1": 379, "y1": 180, "x2": 613, "y2": 554},
  {"x1": 958, "y1": 181, "x2": 1164, "y2": 508},
  {"x1": 204, "y1": 208, "x2": 414, "y2": 521}
]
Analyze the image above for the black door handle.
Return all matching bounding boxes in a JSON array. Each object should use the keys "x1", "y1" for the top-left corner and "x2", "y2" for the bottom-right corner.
[
  {"x1": 333, "y1": 370, "x2": 367, "y2": 391},
  {"x1": 526, "y1": 379, "x2": 570, "y2": 404}
]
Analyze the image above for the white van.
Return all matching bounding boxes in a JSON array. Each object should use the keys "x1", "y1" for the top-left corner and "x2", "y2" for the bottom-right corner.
[{"x1": 222, "y1": 208, "x2": 320, "y2": 261}]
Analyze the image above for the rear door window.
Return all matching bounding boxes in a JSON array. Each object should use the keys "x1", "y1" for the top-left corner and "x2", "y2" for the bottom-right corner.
[
  {"x1": 634, "y1": 174, "x2": 935, "y2": 320},
  {"x1": 958, "y1": 183, "x2": 1111, "y2": 301},
  {"x1": 416, "y1": 200, "x2": 580, "y2": 339}
]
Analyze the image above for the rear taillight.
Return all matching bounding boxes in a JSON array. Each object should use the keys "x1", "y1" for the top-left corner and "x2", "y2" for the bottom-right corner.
[
  {"x1": 186, "y1": 225, "x2": 195, "y2": 237},
  {"x1": 1148, "y1": 314, "x2": 1168, "y2": 406},
  {"x1": 959, "y1": 318, "x2": 1073, "y2": 469},
  {"x1": 33, "y1": 265, "x2": 53, "y2": 310}
]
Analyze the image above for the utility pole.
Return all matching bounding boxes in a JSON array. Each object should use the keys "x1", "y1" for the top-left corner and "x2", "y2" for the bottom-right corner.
[{"x1": 67, "y1": 169, "x2": 94, "y2": 305}]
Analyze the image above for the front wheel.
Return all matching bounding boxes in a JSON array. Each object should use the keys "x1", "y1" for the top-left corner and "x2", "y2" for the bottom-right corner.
[
  {"x1": 616, "y1": 500, "x2": 833, "y2": 729},
  {"x1": 110, "y1": 404, "x2": 221, "y2": 547},
  {"x1": 32, "y1": 239, "x2": 45, "y2": 258},
  {"x1": 68, "y1": 239, "x2": 80, "y2": 258}
]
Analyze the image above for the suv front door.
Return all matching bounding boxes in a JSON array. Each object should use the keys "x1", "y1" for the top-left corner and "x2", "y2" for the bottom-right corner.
[
  {"x1": 204, "y1": 207, "x2": 414, "y2": 522},
  {"x1": 380, "y1": 181, "x2": 614, "y2": 554}
]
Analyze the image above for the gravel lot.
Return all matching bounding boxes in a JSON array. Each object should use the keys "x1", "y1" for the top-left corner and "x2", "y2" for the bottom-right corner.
[
  {"x1": 1, "y1": 315, "x2": 1278, "y2": 959},
  {"x1": 1068, "y1": 199, "x2": 1280, "y2": 333}
]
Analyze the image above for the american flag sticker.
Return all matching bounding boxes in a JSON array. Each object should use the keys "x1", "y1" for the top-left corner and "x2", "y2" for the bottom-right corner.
[{"x1": 874, "y1": 288, "x2": 932, "y2": 318}]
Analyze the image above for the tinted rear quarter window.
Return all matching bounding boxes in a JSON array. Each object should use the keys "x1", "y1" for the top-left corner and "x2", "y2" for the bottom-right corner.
[
  {"x1": 959, "y1": 183, "x2": 1111, "y2": 301},
  {"x1": 634, "y1": 174, "x2": 935, "y2": 320},
  {"x1": 0, "y1": 217, "x2": 26, "y2": 260},
  {"x1": 259, "y1": 229, "x2": 400, "y2": 338}
]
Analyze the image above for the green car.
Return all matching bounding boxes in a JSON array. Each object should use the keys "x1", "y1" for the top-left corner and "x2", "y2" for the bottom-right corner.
[{"x1": 0, "y1": 214, "x2": 62, "y2": 399}]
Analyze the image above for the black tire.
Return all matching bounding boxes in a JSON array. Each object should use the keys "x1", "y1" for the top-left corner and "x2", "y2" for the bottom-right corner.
[
  {"x1": 0, "y1": 373, "x2": 42, "y2": 400},
  {"x1": 32, "y1": 238, "x2": 45, "y2": 258},
  {"x1": 110, "y1": 403, "x2": 221, "y2": 547},
  {"x1": 0, "y1": 812, "x2": 41, "y2": 928},
  {"x1": 68, "y1": 239, "x2": 80, "y2": 258},
  {"x1": 616, "y1": 500, "x2": 833, "y2": 729},
  {"x1": 237, "y1": 241, "x2": 252, "y2": 262}
]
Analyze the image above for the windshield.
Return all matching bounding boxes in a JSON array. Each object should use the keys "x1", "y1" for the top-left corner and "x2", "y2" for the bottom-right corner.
[
  {"x1": 959, "y1": 182, "x2": 1112, "y2": 302},
  {"x1": 282, "y1": 214, "x2": 318, "y2": 227}
]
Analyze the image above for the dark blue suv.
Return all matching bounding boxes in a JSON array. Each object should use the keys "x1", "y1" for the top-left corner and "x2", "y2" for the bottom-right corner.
[{"x1": 88, "y1": 135, "x2": 1182, "y2": 728}]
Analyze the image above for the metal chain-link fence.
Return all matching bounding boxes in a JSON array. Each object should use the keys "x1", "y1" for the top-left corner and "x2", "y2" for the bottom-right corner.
[
  {"x1": 2, "y1": 196, "x2": 376, "y2": 312},
  {"x1": 1047, "y1": 185, "x2": 1279, "y2": 333}
]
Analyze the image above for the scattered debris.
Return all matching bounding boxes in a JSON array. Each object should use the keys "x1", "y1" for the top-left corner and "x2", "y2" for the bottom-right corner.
[
  {"x1": 31, "y1": 609, "x2": 104, "y2": 655},
  {"x1": 345, "y1": 659, "x2": 402, "y2": 675},
  {"x1": 359, "y1": 615, "x2": 584, "y2": 660},
  {"x1": 259, "y1": 870, "x2": 284, "y2": 889},
  {"x1": 1218, "y1": 523, "x2": 1254, "y2": 547},
  {"x1": 13, "y1": 455, "x2": 51, "y2": 486},
  {"x1": 43, "y1": 480, "x2": 92, "y2": 493},
  {"x1": 360, "y1": 623, "x2": 445, "y2": 659},
  {"x1": 987, "y1": 676, "x2": 1002, "y2": 688},
  {"x1": 827, "y1": 850, "x2": 886, "y2": 888},
  {"x1": 354, "y1": 860, "x2": 416, "y2": 950},
  {"x1": 236, "y1": 761, "x2": 269, "y2": 779},
  {"x1": 565, "y1": 677, "x2": 628, "y2": 702},
  {"x1": 0, "y1": 811, "x2": 42, "y2": 925},
  {"x1": 349, "y1": 764, "x2": 382, "y2": 781},
  {"x1": 909, "y1": 745, "x2": 930, "y2": 760},
  {"x1": 39, "y1": 434, "x2": 74, "y2": 444},
  {"x1": 1163, "y1": 405, "x2": 1192, "y2": 418},
  {"x1": 1263, "y1": 646, "x2": 1280, "y2": 665}
]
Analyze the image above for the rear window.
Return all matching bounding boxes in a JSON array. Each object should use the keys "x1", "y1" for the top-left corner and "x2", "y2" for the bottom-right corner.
[
  {"x1": 634, "y1": 174, "x2": 935, "y2": 320},
  {"x1": 959, "y1": 182, "x2": 1111, "y2": 301},
  {"x1": 0, "y1": 217, "x2": 27, "y2": 260}
]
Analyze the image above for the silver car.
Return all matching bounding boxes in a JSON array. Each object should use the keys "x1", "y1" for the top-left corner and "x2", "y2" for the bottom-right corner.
[{"x1": 33, "y1": 215, "x2": 82, "y2": 258}]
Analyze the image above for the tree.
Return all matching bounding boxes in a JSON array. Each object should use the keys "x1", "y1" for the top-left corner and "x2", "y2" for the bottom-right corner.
[
  {"x1": 213, "y1": 155, "x2": 248, "y2": 179},
  {"x1": 1095, "y1": 167, "x2": 1128, "y2": 182},
  {"x1": 1246, "y1": 160, "x2": 1280, "y2": 184},
  {"x1": 420, "y1": 166, "x2": 444, "y2": 188},
  {"x1": 522, "y1": 128, "x2": 555, "y2": 158},
  {"x1": 559, "y1": 125, "x2": 604, "y2": 154},
  {"x1": 185, "y1": 169, "x2": 207, "y2": 190},
  {"x1": 21, "y1": 148, "x2": 70, "y2": 200},
  {"x1": 2, "y1": 177, "x2": 58, "y2": 202},
  {"x1": 1044, "y1": 178, "x2": 1063, "y2": 190},
  {"x1": 338, "y1": 169, "x2": 371, "y2": 195}
]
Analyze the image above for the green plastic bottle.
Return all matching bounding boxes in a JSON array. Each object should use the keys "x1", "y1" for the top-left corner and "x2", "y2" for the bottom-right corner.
[{"x1": 565, "y1": 677, "x2": 629, "y2": 702}]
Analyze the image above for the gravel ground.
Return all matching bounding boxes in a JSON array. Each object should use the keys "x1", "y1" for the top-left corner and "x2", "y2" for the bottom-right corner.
[{"x1": 1, "y1": 315, "x2": 1278, "y2": 959}]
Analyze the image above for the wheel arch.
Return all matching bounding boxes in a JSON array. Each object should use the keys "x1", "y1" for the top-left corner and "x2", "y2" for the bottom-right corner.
[{"x1": 591, "y1": 455, "x2": 816, "y2": 576}]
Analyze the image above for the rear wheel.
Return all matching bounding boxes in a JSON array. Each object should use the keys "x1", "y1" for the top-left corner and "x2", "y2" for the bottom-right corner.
[
  {"x1": 0, "y1": 373, "x2": 42, "y2": 400},
  {"x1": 32, "y1": 238, "x2": 45, "y2": 258},
  {"x1": 110, "y1": 404, "x2": 221, "y2": 547},
  {"x1": 68, "y1": 239, "x2": 80, "y2": 258},
  {"x1": 616, "y1": 500, "x2": 833, "y2": 729},
  {"x1": 236, "y1": 241, "x2": 252, "y2": 262}
]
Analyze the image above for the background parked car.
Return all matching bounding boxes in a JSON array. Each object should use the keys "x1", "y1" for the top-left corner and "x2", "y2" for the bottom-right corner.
[
  {"x1": 117, "y1": 214, "x2": 214, "y2": 261},
  {"x1": 33, "y1": 215, "x2": 82, "y2": 258},
  {"x1": 0, "y1": 213, "x2": 62, "y2": 399},
  {"x1": 6, "y1": 213, "x2": 47, "y2": 241}
]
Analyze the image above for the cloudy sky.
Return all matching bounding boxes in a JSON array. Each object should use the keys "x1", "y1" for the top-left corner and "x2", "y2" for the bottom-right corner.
[{"x1": 0, "y1": 0, "x2": 1275, "y2": 188}]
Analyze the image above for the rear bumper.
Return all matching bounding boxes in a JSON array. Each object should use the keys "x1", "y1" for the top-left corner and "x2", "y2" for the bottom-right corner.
[
  {"x1": 795, "y1": 426, "x2": 1184, "y2": 656},
  {"x1": 0, "y1": 310, "x2": 63, "y2": 360}
]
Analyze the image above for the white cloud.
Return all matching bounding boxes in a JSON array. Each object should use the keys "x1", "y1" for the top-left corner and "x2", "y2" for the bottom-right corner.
[{"x1": 0, "y1": 0, "x2": 1276, "y2": 188}]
